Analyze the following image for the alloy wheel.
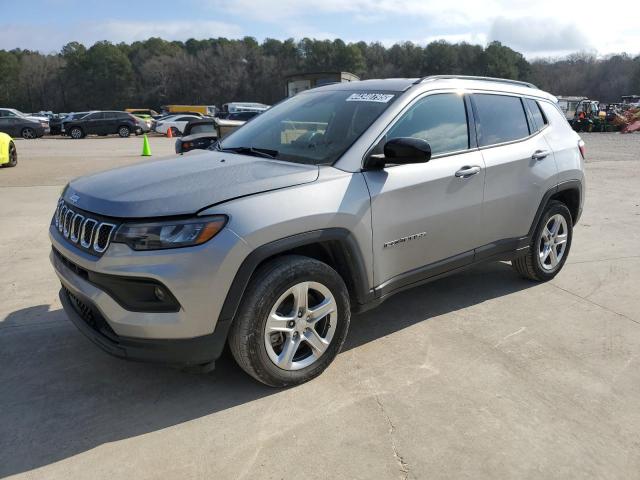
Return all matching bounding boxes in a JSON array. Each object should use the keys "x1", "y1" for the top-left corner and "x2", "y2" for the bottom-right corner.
[
  {"x1": 264, "y1": 281, "x2": 337, "y2": 371},
  {"x1": 538, "y1": 213, "x2": 568, "y2": 271},
  {"x1": 22, "y1": 128, "x2": 35, "y2": 139}
]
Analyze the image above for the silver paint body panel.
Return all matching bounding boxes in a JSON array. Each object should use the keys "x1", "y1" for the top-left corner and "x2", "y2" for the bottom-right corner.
[{"x1": 50, "y1": 77, "x2": 584, "y2": 342}]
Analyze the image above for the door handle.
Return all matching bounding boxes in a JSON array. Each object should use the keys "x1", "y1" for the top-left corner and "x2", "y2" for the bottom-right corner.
[
  {"x1": 532, "y1": 150, "x2": 550, "y2": 160},
  {"x1": 455, "y1": 165, "x2": 481, "y2": 178}
]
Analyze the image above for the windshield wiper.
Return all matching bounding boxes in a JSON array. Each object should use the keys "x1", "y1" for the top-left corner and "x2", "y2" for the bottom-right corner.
[{"x1": 217, "y1": 145, "x2": 278, "y2": 159}]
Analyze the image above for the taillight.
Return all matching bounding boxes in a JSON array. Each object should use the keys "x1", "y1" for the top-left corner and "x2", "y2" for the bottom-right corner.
[{"x1": 578, "y1": 139, "x2": 585, "y2": 159}]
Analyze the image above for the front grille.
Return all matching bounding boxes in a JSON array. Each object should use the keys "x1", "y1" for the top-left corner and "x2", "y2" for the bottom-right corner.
[{"x1": 53, "y1": 199, "x2": 118, "y2": 256}]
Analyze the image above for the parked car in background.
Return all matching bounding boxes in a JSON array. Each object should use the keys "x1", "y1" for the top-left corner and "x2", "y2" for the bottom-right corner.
[
  {"x1": 0, "y1": 108, "x2": 49, "y2": 133},
  {"x1": 61, "y1": 112, "x2": 91, "y2": 135},
  {"x1": 125, "y1": 108, "x2": 160, "y2": 118},
  {"x1": 0, "y1": 116, "x2": 45, "y2": 139},
  {"x1": 225, "y1": 111, "x2": 261, "y2": 121},
  {"x1": 0, "y1": 132, "x2": 17, "y2": 167},
  {"x1": 218, "y1": 102, "x2": 269, "y2": 118},
  {"x1": 48, "y1": 113, "x2": 70, "y2": 135},
  {"x1": 175, "y1": 118, "x2": 217, "y2": 154},
  {"x1": 155, "y1": 114, "x2": 200, "y2": 136},
  {"x1": 64, "y1": 111, "x2": 142, "y2": 139}
]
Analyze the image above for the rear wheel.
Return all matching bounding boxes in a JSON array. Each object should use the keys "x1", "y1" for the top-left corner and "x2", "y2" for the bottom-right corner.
[
  {"x1": 69, "y1": 127, "x2": 84, "y2": 139},
  {"x1": 21, "y1": 128, "x2": 36, "y2": 139},
  {"x1": 512, "y1": 201, "x2": 572, "y2": 281},
  {"x1": 229, "y1": 255, "x2": 350, "y2": 387},
  {"x1": 2, "y1": 141, "x2": 17, "y2": 167}
]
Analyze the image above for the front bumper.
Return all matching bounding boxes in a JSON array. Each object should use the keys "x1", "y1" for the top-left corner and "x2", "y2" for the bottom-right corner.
[
  {"x1": 50, "y1": 222, "x2": 251, "y2": 364},
  {"x1": 59, "y1": 286, "x2": 227, "y2": 365}
]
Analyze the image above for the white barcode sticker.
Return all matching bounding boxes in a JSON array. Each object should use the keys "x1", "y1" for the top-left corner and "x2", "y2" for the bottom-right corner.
[{"x1": 346, "y1": 93, "x2": 395, "y2": 103}]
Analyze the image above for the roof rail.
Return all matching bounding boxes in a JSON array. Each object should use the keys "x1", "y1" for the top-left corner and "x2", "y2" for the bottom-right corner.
[{"x1": 413, "y1": 75, "x2": 537, "y2": 89}]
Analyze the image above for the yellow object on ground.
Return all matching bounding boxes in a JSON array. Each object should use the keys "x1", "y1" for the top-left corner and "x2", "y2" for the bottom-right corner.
[
  {"x1": 0, "y1": 132, "x2": 16, "y2": 166},
  {"x1": 141, "y1": 134, "x2": 152, "y2": 157}
]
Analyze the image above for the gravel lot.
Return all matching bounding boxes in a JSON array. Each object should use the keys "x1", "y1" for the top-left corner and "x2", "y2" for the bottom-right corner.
[{"x1": 1, "y1": 133, "x2": 639, "y2": 479}]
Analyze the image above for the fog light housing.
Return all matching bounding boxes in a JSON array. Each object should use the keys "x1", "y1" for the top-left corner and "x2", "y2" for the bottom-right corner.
[{"x1": 154, "y1": 286, "x2": 167, "y2": 302}]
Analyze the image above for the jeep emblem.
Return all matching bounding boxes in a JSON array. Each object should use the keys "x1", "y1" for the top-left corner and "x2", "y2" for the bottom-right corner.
[{"x1": 69, "y1": 193, "x2": 80, "y2": 204}]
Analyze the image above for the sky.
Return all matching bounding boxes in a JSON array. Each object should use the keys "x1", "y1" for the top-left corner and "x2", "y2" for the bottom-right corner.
[{"x1": 1, "y1": 0, "x2": 638, "y2": 59}]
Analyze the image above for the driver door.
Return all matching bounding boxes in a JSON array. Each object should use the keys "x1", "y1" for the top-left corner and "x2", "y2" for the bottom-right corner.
[{"x1": 363, "y1": 92, "x2": 485, "y2": 290}]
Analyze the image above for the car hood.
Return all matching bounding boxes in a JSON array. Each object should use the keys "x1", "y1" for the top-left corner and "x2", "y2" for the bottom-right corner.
[{"x1": 63, "y1": 150, "x2": 319, "y2": 218}]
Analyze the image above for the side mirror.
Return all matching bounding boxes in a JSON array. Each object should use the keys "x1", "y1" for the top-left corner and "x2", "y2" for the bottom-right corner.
[{"x1": 364, "y1": 137, "x2": 431, "y2": 169}]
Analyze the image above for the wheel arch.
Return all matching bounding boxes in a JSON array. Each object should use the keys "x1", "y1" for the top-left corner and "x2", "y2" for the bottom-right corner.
[
  {"x1": 218, "y1": 228, "x2": 373, "y2": 327},
  {"x1": 528, "y1": 180, "x2": 583, "y2": 240}
]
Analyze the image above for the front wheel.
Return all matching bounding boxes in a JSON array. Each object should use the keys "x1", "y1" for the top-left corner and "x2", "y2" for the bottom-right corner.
[
  {"x1": 21, "y1": 128, "x2": 36, "y2": 139},
  {"x1": 229, "y1": 255, "x2": 351, "y2": 387},
  {"x1": 69, "y1": 127, "x2": 84, "y2": 139},
  {"x1": 2, "y1": 141, "x2": 17, "y2": 167},
  {"x1": 512, "y1": 200, "x2": 573, "y2": 281},
  {"x1": 118, "y1": 126, "x2": 131, "y2": 138}
]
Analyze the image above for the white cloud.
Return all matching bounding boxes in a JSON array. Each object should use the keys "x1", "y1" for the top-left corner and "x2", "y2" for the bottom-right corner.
[
  {"x1": 202, "y1": 0, "x2": 639, "y2": 56},
  {"x1": 488, "y1": 17, "x2": 593, "y2": 57},
  {"x1": 0, "y1": 20, "x2": 243, "y2": 53},
  {"x1": 2, "y1": 0, "x2": 638, "y2": 56}
]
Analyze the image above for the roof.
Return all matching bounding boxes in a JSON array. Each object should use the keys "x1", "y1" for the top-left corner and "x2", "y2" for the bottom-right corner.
[{"x1": 311, "y1": 75, "x2": 555, "y2": 100}]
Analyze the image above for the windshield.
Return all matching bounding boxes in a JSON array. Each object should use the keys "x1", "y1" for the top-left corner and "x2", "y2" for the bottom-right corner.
[{"x1": 218, "y1": 90, "x2": 397, "y2": 165}]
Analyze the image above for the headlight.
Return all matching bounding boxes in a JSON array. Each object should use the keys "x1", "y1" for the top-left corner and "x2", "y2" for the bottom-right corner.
[{"x1": 113, "y1": 216, "x2": 227, "y2": 251}]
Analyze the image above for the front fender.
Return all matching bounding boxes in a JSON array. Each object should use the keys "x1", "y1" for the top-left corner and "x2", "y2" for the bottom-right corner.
[{"x1": 0, "y1": 132, "x2": 11, "y2": 165}]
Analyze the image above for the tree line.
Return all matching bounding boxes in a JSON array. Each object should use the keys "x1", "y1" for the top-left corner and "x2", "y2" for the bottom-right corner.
[{"x1": 0, "y1": 37, "x2": 638, "y2": 113}]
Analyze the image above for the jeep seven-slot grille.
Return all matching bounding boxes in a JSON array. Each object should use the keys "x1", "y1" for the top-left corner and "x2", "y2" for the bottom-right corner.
[{"x1": 53, "y1": 199, "x2": 119, "y2": 256}]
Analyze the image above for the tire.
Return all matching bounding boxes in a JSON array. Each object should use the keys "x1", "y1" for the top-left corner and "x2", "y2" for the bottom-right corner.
[
  {"x1": 229, "y1": 255, "x2": 351, "y2": 387},
  {"x1": 1, "y1": 141, "x2": 17, "y2": 168},
  {"x1": 21, "y1": 128, "x2": 36, "y2": 139},
  {"x1": 512, "y1": 200, "x2": 573, "y2": 281},
  {"x1": 118, "y1": 126, "x2": 131, "y2": 138},
  {"x1": 69, "y1": 127, "x2": 84, "y2": 139}
]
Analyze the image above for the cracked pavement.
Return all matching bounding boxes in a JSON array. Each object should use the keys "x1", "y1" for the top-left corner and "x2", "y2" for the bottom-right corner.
[{"x1": 1, "y1": 133, "x2": 640, "y2": 479}]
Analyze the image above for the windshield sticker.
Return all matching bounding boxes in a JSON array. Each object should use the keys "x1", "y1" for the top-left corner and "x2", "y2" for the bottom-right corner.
[{"x1": 346, "y1": 93, "x2": 395, "y2": 103}]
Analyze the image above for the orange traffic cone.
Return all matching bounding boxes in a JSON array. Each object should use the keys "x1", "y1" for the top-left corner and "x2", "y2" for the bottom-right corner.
[{"x1": 166, "y1": 127, "x2": 173, "y2": 138}]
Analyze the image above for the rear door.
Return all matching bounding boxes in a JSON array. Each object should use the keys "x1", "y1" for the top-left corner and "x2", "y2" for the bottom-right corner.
[
  {"x1": 101, "y1": 112, "x2": 119, "y2": 134},
  {"x1": 472, "y1": 93, "x2": 558, "y2": 250},
  {"x1": 0, "y1": 118, "x2": 15, "y2": 136},
  {"x1": 364, "y1": 92, "x2": 486, "y2": 290},
  {"x1": 83, "y1": 112, "x2": 104, "y2": 135}
]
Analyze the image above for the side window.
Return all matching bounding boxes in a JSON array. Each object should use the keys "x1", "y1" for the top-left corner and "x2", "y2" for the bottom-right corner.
[
  {"x1": 86, "y1": 112, "x2": 104, "y2": 120},
  {"x1": 386, "y1": 93, "x2": 469, "y2": 156},
  {"x1": 525, "y1": 99, "x2": 548, "y2": 132},
  {"x1": 474, "y1": 94, "x2": 530, "y2": 147}
]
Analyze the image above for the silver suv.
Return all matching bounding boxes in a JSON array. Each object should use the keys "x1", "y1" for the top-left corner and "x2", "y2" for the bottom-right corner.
[{"x1": 50, "y1": 76, "x2": 585, "y2": 387}]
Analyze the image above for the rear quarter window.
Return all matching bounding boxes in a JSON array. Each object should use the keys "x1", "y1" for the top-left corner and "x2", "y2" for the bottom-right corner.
[
  {"x1": 473, "y1": 94, "x2": 530, "y2": 147},
  {"x1": 525, "y1": 99, "x2": 548, "y2": 132}
]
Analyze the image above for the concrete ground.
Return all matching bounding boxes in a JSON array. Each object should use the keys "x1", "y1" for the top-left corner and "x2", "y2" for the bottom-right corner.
[{"x1": 1, "y1": 133, "x2": 639, "y2": 479}]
